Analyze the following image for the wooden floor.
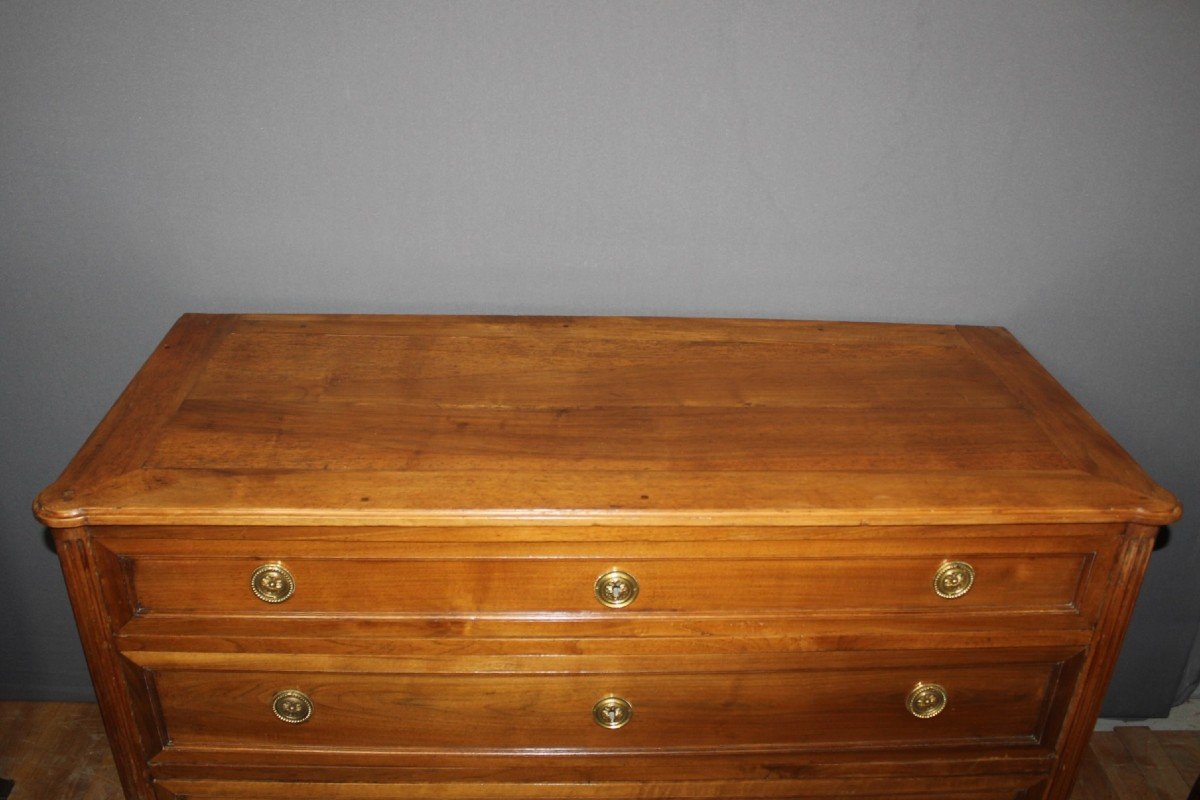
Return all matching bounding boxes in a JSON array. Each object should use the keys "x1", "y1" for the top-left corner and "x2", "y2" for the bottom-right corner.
[
  {"x1": 0, "y1": 702, "x2": 1197, "y2": 799},
  {"x1": 0, "y1": 703, "x2": 121, "y2": 800}
]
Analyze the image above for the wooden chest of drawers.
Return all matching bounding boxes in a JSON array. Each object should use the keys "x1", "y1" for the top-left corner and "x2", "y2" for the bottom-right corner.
[{"x1": 36, "y1": 314, "x2": 1180, "y2": 800}]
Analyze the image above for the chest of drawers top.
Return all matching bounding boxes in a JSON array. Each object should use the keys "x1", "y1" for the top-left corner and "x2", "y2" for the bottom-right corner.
[{"x1": 35, "y1": 313, "x2": 1178, "y2": 531}]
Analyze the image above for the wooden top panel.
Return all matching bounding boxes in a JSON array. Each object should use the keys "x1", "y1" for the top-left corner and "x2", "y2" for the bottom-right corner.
[{"x1": 35, "y1": 314, "x2": 1179, "y2": 528}]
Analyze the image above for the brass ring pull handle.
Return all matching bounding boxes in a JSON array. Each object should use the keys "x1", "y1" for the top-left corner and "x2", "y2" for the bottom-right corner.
[
  {"x1": 272, "y1": 689, "x2": 314, "y2": 724},
  {"x1": 906, "y1": 682, "x2": 948, "y2": 719},
  {"x1": 594, "y1": 569, "x2": 639, "y2": 608},
  {"x1": 251, "y1": 563, "x2": 295, "y2": 603},
  {"x1": 592, "y1": 696, "x2": 633, "y2": 729},
  {"x1": 933, "y1": 561, "x2": 975, "y2": 599}
]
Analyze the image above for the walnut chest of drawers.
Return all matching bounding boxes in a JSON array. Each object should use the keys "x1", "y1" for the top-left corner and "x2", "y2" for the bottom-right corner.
[{"x1": 36, "y1": 314, "x2": 1180, "y2": 800}]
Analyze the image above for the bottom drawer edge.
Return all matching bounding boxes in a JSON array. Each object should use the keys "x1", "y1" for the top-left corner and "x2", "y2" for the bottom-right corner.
[
  {"x1": 153, "y1": 775, "x2": 1048, "y2": 800},
  {"x1": 149, "y1": 744, "x2": 1056, "y2": 778}
]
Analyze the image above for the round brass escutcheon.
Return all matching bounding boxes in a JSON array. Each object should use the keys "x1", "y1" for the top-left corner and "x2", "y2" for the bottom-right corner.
[
  {"x1": 906, "y1": 682, "x2": 948, "y2": 719},
  {"x1": 933, "y1": 560, "x2": 975, "y2": 600},
  {"x1": 594, "y1": 569, "x2": 639, "y2": 609},
  {"x1": 271, "y1": 689, "x2": 314, "y2": 724},
  {"x1": 251, "y1": 563, "x2": 295, "y2": 604},
  {"x1": 592, "y1": 695, "x2": 633, "y2": 729}
]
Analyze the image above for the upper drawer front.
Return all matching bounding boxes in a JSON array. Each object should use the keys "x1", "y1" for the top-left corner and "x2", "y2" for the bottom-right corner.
[
  {"x1": 152, "y1": 656, "x2": 1062, "y2": 753},
  {"x1": 124, "y1": 547, "x2": 1098, "y2": 617}
]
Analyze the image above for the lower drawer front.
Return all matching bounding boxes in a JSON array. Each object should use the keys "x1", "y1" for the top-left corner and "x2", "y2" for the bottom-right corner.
[
  {"x1": 151, "y1": 777, "x2": 1041, "y2": 799},
  {"x1": 155, "y1": 660, "x2": 1058, "y2": 752}
]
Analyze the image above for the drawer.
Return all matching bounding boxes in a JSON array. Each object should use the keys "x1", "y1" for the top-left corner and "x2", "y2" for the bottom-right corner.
[
  {"x1": 151, "y1": 653, "x2": 1066, "y2": 754},
  {"x1": 124, "y1": 550, "x2": 1094, "y2": 617},
  {"x1": 151, "y1": 777, "x2": 1042, "y2": 799}
]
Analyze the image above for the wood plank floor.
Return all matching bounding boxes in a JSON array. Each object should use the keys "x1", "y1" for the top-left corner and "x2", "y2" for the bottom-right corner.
[
  {"x1": 0, "y1": 701, "x2": 1197, "y2": 799},
  {"x1": 0, "y1": 702, "x2": 121, "y2": 800}
]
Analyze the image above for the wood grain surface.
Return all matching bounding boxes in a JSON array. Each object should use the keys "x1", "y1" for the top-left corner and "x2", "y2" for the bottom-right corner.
[
  {"x1": 34, "y1": 315, "x2": 1180, "y2": 528},
  {"x1": 2, "y1": 704, "x2": 1196, "y2": 799},
  {"x1": 122, "y1": 547, "x2": 1094, "y2": 616},
  {"x1": 149, "y1": 656, "x2": 1061, "y2": 752}
]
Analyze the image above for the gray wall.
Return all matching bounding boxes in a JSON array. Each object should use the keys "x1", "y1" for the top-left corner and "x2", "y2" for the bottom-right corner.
[{"x1": 2, "y1": 1, "x2": 1198, "y2": 715}]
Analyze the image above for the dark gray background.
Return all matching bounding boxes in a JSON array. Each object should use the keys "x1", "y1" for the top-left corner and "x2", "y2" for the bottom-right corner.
[{"x1": 1, "y1": 2, "x2": 1197, "y2": 716}]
